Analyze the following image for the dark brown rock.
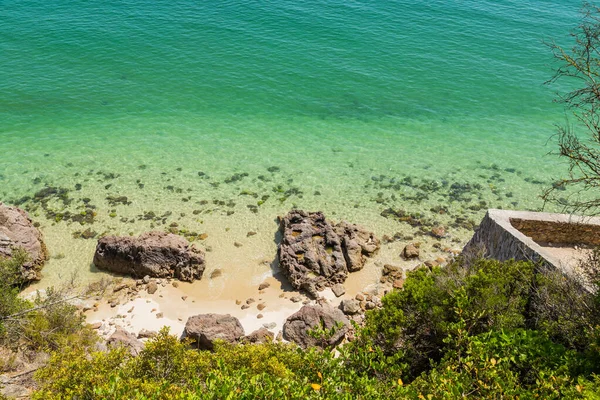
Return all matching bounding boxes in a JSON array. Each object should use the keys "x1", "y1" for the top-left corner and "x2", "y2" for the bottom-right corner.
[
  {"x1": 278, "y1": 210, "x2": 347, "y2": 292},
  {"x1": 258, "y1": 282, "x2": 270, "y2": 290},
  {"x1": 0, "y1": 203, "x2": 48, "y2": 282},
  {"x1": 381, "y1": 264, "x2": 404, "y2": 285},
  {"x1": 107, "y1": 326, "x2": 144, "y2": 356},
  {"x1": 282, "y1": 304, "x2": 349, "y2": 349},
  {"x1": 277, "y1": 210, "x2": 378, "y2": 295},
  {"x1": 403, "y1": 243, "x2": 420, "y2": 259},
  {"x1": 93, "y1": 231, "x2": 205, "y2": 282},
  {"x1": 137, "y1": 329, "x2": 157, "y2": 339},
  {"x1": 184, "y1": 314, "x2": 245, "y2": 350},
  {"x1": 245, "y1": 327, "x2": 274, "y2": 344},
  {"x1": 334, "y1": 221, "x2": 380, "y2": 272}
]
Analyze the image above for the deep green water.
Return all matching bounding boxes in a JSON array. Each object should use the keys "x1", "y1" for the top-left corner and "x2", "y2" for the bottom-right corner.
[{"x1": 0, "y1": 0, "x2": 585, "y2": 283}]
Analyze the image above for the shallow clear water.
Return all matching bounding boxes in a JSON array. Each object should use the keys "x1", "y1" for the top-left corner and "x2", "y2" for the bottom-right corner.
[{"x1": 0, "y1": 0, "x2": 582, "y2": 287}]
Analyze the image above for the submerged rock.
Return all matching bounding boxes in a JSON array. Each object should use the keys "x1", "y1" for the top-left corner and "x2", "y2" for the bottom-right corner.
[
  {"x1": 277, "y1": 210, "x2": 379, "y2": 296},
  {"x1": 93, "y1": 231, "x2": 205, "y2": 282},
  {"x1": 0, "y1": 202, "x2": 48, "y2": 282},
  {"x1": 184, "y1": 313, "x2": 245, "y2": 350},
  {"x1": 282, "y1": 304, "x2": 349, "y2": 349}
]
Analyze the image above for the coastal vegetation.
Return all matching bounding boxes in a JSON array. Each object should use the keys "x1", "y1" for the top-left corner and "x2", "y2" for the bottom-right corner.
[
  {"x1": 4, "y1": 3, "x2": 600, "y2": 400},
  {"x1": 1, "y1": 254, "x2": 598, "y2": 398}
]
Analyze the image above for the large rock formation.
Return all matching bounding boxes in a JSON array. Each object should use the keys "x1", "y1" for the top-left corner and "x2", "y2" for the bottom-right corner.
[
  {"x1": 278, "y1": 210, "x2": 379, "y2": 295},
  {"x1": 283, "y1": 304, "x2": 349, "y2": 349},
  {"x1": 0, "y1": 202, "x2": 48, "y2": 282},
  {"x1": 184, "y1": 313, "x2": 245, "y2": 350},
  {"x1": 93, "y1": 231, "x2": 205, "y2": 282}
]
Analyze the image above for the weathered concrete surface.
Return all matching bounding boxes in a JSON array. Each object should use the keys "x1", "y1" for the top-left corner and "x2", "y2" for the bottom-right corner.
[{"x1": 463, "y1": 209, "x2": 600, "y2": 277}]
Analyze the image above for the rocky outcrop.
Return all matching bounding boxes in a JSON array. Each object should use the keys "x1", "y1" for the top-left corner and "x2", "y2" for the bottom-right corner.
[
  {"x1": 107, "y1": 326, "x2": 144, "y2": 356},
  {"x1": 93, "y1": 231, "x2": 205, "y2": 282},
  {"x1": 0, "y1": 202, "x2": 48, "y2": 282},
  {"x1": 334, "y1": 221, "x2": 380, "y2": 272},
  {"x1": 278, "y1": 211, "x2": 379, "y2": 296},
  {"x1": 282, "y1": 304, "x2": 349, "y2": 349},
  {"x1": 184, "y1": 314, "x2": 245, "y2": 350}
]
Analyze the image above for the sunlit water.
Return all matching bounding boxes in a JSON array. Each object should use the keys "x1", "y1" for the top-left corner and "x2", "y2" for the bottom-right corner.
[{"x1": 0, "y1": 0, "x2": 582, "y2": 289}]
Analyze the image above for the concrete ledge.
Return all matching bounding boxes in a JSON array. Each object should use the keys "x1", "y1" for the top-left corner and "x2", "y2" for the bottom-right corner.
[{"x1": 463, "y1": 209, "x2": 600, "y2": 276}]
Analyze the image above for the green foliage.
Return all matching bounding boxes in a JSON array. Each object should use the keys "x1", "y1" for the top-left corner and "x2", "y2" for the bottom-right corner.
[
  {"x1": 0, "y1": 249, "x2": 31, "y2": 329},
  {"x1": 0, "y1": 249, "x2": 96, "y2": 353},
  {"x1": 29, "y1": 256, "x2": 600, "y2": 398},
  {"x1": 18, "y1": 287, "x2": 96, "y2": 351},
  {"x1": 530, "y1": 268, "x2": 600, "y2": 352},
  {"x1": 403, "y1": 329, "x2": 582, "y2": 399},
  {"x1": 362, "y1": 258, "x2": 535, "y2": 378}
]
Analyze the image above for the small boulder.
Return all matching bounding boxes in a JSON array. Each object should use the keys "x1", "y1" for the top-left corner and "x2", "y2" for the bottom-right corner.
[
  {"x1": 340, "y1": 299, "x2": 361, "y2": 315},
  {"x1": 402, "y1": 243, "x2": 420, "y2": 259},
  {"x1": 431, "y1": 226, "x2": 446, "y2": 239},
  {"x1": 184, "y1": 314, "x2": 245, "y2": 350},
  {"x1": 107, "y1": 326, "x2": 144, "y2": 355},
  {"x1": 381, "y1": 264, "x2": 404, "y2": 285},
  {"x1": 137, "y1": 329, "x2": 157, "y2": 339},
  {"x1": 283, "y1": 304, "x2": 349, "y2": 349},
  {"x1": 258, "y1": 282, "x2": 270, "y2": 290},
  {"x1": 245, "y1": 327, "x2": 274, "y2": 344},
  {"x1": 147, "y1": 281, "x2": 158, "y2": 294}
]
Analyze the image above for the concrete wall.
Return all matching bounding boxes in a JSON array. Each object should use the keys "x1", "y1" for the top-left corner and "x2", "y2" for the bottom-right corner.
[{"x1": 463, "y1": 209, "x2": 600, "y2": 277}]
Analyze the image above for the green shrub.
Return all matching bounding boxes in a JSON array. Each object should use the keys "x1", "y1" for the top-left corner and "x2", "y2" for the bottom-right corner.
[
  {"x1": 530, "y1": 268, "x2": 600, "y2": 352},
  {"x1": 30, "y1": 256, "x2": 600, "y2": 399},
  {"x1": 402, "y1": 329, "x2": 582, "y2": 399},
  {"x1": 362, "y1": 258, "x2": 535, "y2": 378},
  {"x1": 1, "y1": 252, "x2": 96, "y2": 352}
]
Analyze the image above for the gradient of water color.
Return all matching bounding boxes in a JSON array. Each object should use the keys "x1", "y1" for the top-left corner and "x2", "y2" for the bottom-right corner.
[{"x1": 0, "y1": 0, "x2": 583, "y2": 287}]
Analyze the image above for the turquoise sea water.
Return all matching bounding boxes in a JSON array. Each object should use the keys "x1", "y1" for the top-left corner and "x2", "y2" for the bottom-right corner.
[{"x1": 0, "y1": 0, "x2": 584, "y2": 285}]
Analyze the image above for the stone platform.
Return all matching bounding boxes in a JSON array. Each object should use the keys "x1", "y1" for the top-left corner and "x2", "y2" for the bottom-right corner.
[{"x1": 463, "y1": 209, "x2": 600, "y2": 277}]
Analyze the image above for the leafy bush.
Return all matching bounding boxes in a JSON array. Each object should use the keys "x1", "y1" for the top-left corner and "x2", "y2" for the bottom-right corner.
[
  {"x1": 402, "y1": 329, "x2": 582, "y2": 399},
  {"x1": 361, "y1": 258, "x2": 536, "y2": 378},
  {"x1": 30, "y1": 256, "x2": 600, "y2": 398},
  {"x1": 1, "y1": 249, "x2": 96, "y2": 354},
  {"x1": 0, "y1": 249, "x2": 31, "y2": 335}
]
